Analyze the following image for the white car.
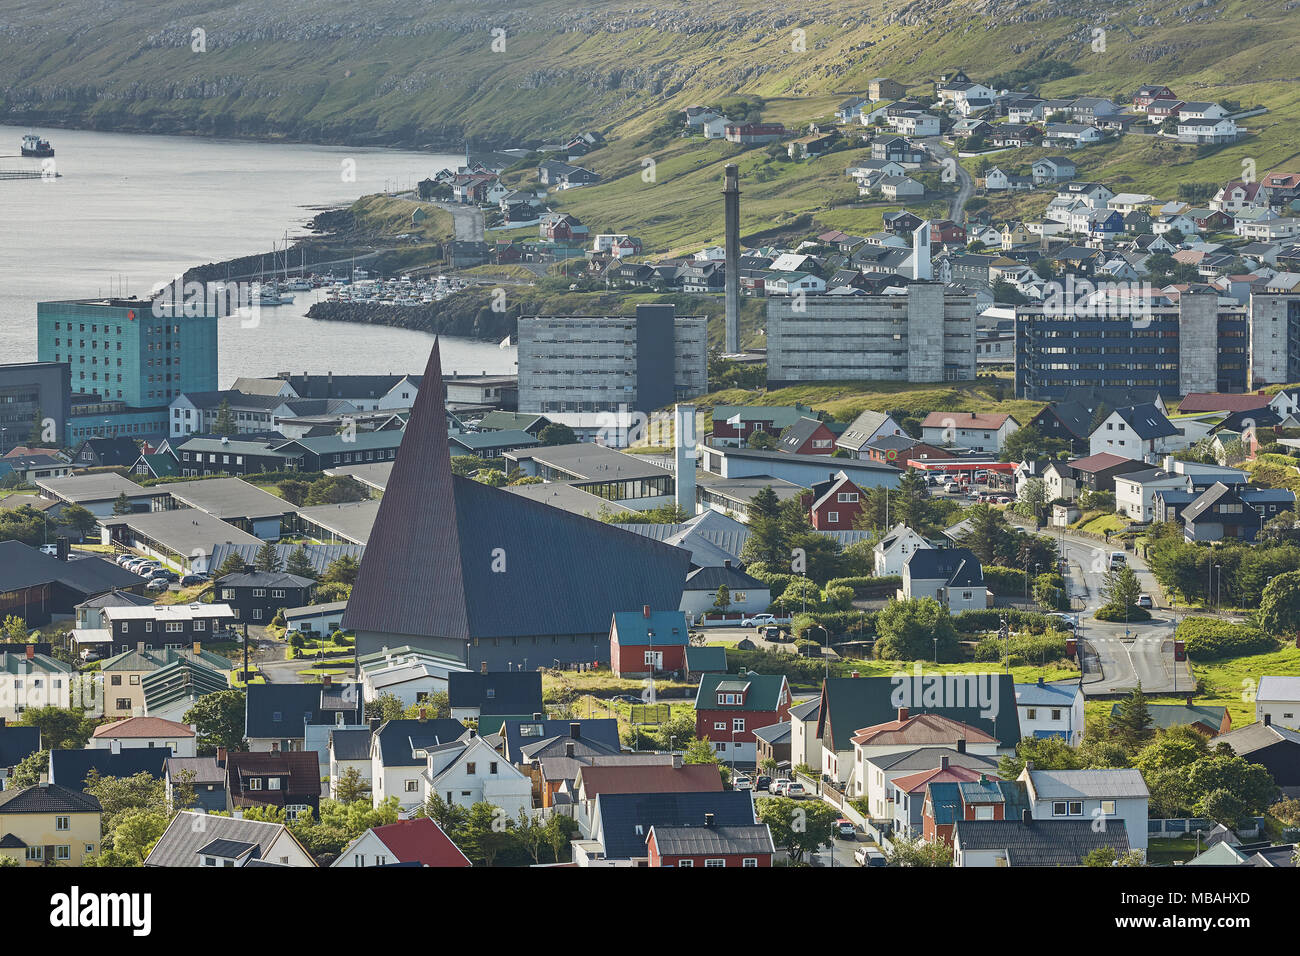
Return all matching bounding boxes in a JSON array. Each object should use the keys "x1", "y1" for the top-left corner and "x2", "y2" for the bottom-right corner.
[
  {"x1": 785, "y1": 782, "x2": 806, "y2": 799},
  {"x1": 732, "y1": 775, "x2": 753, "y2": 791},
  {"x1": 39, "y1": 544, "x2": 59, "y2": 556},
  {"x1": 1137, "y1": 594, "x2": 1153, "y2": 609},
  {"x1": 770, "y1": 779, "x2": 791, "y2": 797},
  {"x1": 854, "y1": 846, "x2": 887, "y2": 867},
  {"x1": 742, "y1": 613, "x2": 777, "y2": 628}
]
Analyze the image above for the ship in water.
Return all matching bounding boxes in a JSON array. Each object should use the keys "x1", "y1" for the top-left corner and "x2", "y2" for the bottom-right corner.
[{"x1": 20, "y1": 134, "x2": 54, "y2": 158}]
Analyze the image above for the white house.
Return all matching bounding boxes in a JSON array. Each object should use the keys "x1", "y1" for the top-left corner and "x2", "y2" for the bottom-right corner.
[
  {"x1": 328, "y1": 728, "x2": 373, "y2": 801},
  {"x1": 851, "y1": 711, "x2": 1001, "y2": 807},
  {"x1": 873, "y1": 524, "x2": 933, "y2": 576},
  {"x1": 422, "y1": 733, "x2": 532, "y2": 818},
  {"x1": 145, "y1": 811, "x2": 317, "y2": 867},
  {"x1": 1019, "y1": 767, "x2": 1150, "y2": 853},
  {"x1": 788, "y1": 698, "x2": 822, "y2": 772},
  {"x1": 1114, "y1": 469, "x2": 1189, "y2": 522},
  {"x1": 1177, "y1": 117, "x2": 1239, "y2": 145},
  {"x1": 901, "y1": 547, "x2": 988, "y2": 613},
  {"x1": 681, "y1": 563, "x2": 770, "y2": 621},
  {"x1": 1088, "y1": 405, "x2": 1181, "y2": 462},
  {"x1": 1255, "y1": 676, "x2": 1300, "y2": 731},
  {"x1": 359, "y1": 646, "x2": 470, "y2": 709},
  {"x1": 1014, "y1": 679, "x2": 1085, "y2": 746},
  {"x1": 330, "y1": 817, "x2": 472, "y2": 867},
  {"x1": 921, "y1": 411, "x2": 1019, "y2": 453},
  {"x1": 0, "y1": 652, "x2": 78, "y2": 722},
  {"x1": 894, "y1": 112, "x2": 940, "y2": 137},
  {"x1": 87, "y1": 716, "x2": 197, "y2": 758}
]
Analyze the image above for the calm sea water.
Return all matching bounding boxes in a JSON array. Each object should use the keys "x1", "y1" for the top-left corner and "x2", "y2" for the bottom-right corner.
[{"x1": 0, "y1": 124, "x2": 516, "y2": 385}]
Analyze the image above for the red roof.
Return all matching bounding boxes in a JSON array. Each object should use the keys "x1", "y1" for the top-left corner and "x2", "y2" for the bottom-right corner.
[
  {"x1": 850, "y1": 713, "x2": 996, "y2": 747},
  {"x1": 369, "y1": 818, "x2": 472, "y2": 867},
  {"x1": 1065, "y1": 452, "x2": 1137, "y2": 474},
  {"x1": 921, "y1": 411, "x2": 1014, "y2": 430},
  {"x1": 1177, "y1": 392, "x2": 1272, "y2": 413},
  {"x1": 577, "y1": 763, "x2": 724, "y2": 797},
  {"x1": 891, "y1": 765, "x2": 995, "y2": 795}
]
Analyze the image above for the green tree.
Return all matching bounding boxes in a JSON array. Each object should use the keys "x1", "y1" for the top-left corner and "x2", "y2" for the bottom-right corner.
[
  {"x1": 183, "y1": 690, "x2": 248, "y2": 755},
  {"x1": 740, "y1": 486, "x2": 786, "y2": 567},
  {"x1": 365, "y1": 692, "x2": 406, "y2": 722},
  {"x1": 416, "y1": 790, "x2": 470, "y2": 835},
  {"x1": 403, "y1": 691, "x2": 451, "y2": 720},
  {"x1": 253, "y1": 541, "x2": 282, "y2": 572},
  {"x1": 212, "y1": 399, "x2": 237, "y2": 437},
  {"x1": 9, "y1": 749, "x2": 49, "y2": 788},
  {"x1": 1111, "y1": 685, "x2": 1154, "y2": 750},
  {"x1": 285, "y1": 546, "x2": 317, "y2": 580},
  {"x1": 458, "y1": 802, "x2": 518, "y2": 867},
  {"x1": 757, "y1": 796, "x2": 838, "y2": 863},
  {"x1": 57, "y1": 504, "x2": 98, "y2": 540},
  {"x1": 1000, "y1": 426, "x2": 1067, "y2": 464},
  {"x1": 277, "y1": 479, "x2": 312, "y2": 506},
  {"x1": 1259, "y1": 570, "x2": 1300, "y2": 637},
  {"x1": 304, "y1": 475, "x2": 367, "y2": 506},
  {"x1": 1017, "y1": 478, "x2": 1048, "y2": 525},
  {"x1": 712, "y1": 584, "x2": 732, "y2": 614},
  {"x1": 1, "y1": 615, "x2": 29, "y2": 643},
  {"x1": 215, "y1": 552, "x2": 249, "y2": 577},
  {"x1": 111, "y1": 491, "x2": 134, "y2": 516},
  {"x1": 322, "y1": 555, "x2": 360, "y2": 586},
  {"x1": 1100, "y1": 565, "x2": 1141, "y2": 612},
  {"x1": 537, "y1": 423, "x2": 576, "y2": 446},
  {"x1": 747, "y1": 430, "x2": 778, "y2": 450},
  {"x1": 543, "y1": 812, "x2": 579, "y2": 863},
  {"x1": 958, "y1": 505, "x2": 1014, "y2": 566},
  {"x1": 886, "y1": 834, "x2": 953, "y2": 866},
  {"x1": 873, "y1": 598, "x2": 960, "y2": 661},
  {"x1": 1186, "y1": 755, "x2": 1280, "y2": 827},
  {"x1": 18, "y1": 705, "x2": 97, "y2": 750},
  {"x1": 998, "y1": 735, "x2": 1083, "y2": 778},
  {"x1": 1082, "y1": 847, "x2": 1146, "y2": 866}
]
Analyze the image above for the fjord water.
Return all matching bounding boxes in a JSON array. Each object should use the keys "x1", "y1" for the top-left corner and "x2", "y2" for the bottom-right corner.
[{"x1": 0, "y1": 124, "x2": 516, "y2": 383}]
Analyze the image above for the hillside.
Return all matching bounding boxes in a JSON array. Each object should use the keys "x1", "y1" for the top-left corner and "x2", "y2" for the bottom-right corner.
[{"x1": 1, "y1": 0, "x2": 1294, "y2": 149}]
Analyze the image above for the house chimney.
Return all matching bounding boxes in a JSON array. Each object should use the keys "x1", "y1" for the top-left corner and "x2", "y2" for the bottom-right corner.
[
  {"x1": 939, "y1": 755, "x2": 950, "y2": 770},
  {"x1": 565, "y1": 741, "x2": 575, "y2": 758},
  {"x1": 1024, "y1": 760, "x2": 1035, "y2": 771},
  {"x1": 723, "y1": 559, "x2": 731, "y2": 569},
  {"x1": 136, "y1": 641, "x2": 145, "y2": 653},
  {"x1": 672, "y1": 752, "x2": 683, "y2": 770},
  {"x1": 1022, "y1": 809, "x2": 1032, "y2": 823},
  {"x1": 25, "y1": 645, "x2": 34, "y2": 661},
  {"x1": 322, "y1": 675, "x2": 332, "y2": 687},
  {"x1": 956, "y1": 737, "x2": 967, "y2": 754},
  {"x1": 418, "y1": 707, "x2": 427, "y2": 723},
  {"x1": 643, "y1": 605, "x2": 650, "y2": 619},
  {"x1": 532, "y1": 712, "x2": 543, "y2": 721},
  {"x1": 704, "y1": 812, "x2": 716, "y2": 828},
  {"x1": 570, "y1": 722, "x2": 581, "y2": 740},
  {"x1": 216, "y1": 746, "x2": 227, "y2": 767},
  {"x1": 897, "y1": 707, "x2": 908, "y2": 722},
  {"x1": 1263, "y1": 713, "x2": 1272, "y2": 726},
  {"x1": 468, "y1": 729, "x2": 477, "y2": 739}
]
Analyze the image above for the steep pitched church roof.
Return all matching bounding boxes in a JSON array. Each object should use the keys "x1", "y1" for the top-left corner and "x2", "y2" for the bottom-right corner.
[{"x1": 342, "y1": 340, "x2": 690, "y2": 642}]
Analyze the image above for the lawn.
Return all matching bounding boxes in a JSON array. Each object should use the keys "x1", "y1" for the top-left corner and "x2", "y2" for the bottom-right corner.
[
  {"x1": 1074, "y1": 512, "x2": 1127, "y2": 535},
  {"x1": 1190, "y1": 645, "x2": 1300, "y2": 728}
]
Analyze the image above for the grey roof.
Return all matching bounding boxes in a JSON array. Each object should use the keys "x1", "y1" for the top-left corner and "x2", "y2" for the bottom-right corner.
[
  {"x1": 789, "y1": 698, "x2": 821, "y2": 722},
  {"x1": 683, "y1": 564, "x2": 765, "y2": 592},
  {"x1": 329, "y1": 728, "x2": 373, "y2": 761},
  {"x1": 34, "y1": 472, "x2": 155, "y2": 503},
  {"x1": 145, "y1": 811, "x2": 309, "y2": 867},
  {"x1": 650, "y1": 823, "x2": 775, "y2": 857},
  {"x1": 1215, "y1": 721, "x2": 1300, "y2": 755},
  {"x1": 164, "y1": 478, "x2": 294, "y2": 521},
  {"x1": 284, "y1": 600, "x2": 349, "y2": 618},
  {"x1": 837, "y1": 410, "x2": 896, "y2": 450},
  {"x1": 777, "y1": 417, "x2": 829, "y2": 452},
  {"x1": 49, "y1": 747, "x2": 171, "y2": 787},
  {"x1": 0, "y1": 541, "x2": 147, "y2": 596},
  {"x1": 1114, "y1": 404, "x2": 1178, "y2": 440},
  {"x1": 1181, "y1": 483, "x2": 1243, "y2": 524},
  {"x1": 905, "y1": 546, "x2": 983, "y2": 588},
  {"x1": 293, "y1": 498, "x2": 382, "y2": 543},
  {"x1": 1026, "y1": 768, "x2": 1149, "y2": 800},
  {"x1": 504, "y1": 442, "x2": 672, "y2": 483},
  {"x1": 0, "y1": 783, "x2": 100, "y2": 814},
  {"x1": 596, "y1": 790, "x2": 758, "y2": 859},
  {"x1": 102, "y1": 509, "x2": 265, "y2": 552},
  {"x1": 751, "y1": 721, "x2": 791, "y2": 746},
  {"x1": 244, "y1": 681, "x2": 362, "y2": 739},
  {"x1": 217, "y1": 571, "x2": 317, "y2": 589},
  {"x1": 325, "y1": 462, "x2": 393, "y2": 492},
  {"x1": 0, "y1": 726, "x2": 42, "y2": 767},
  {"x1": 447, "y1": 672, "x2": 543, "y2": 717},
  {"x1": 954, "y1": 818, "x2": 1130, "y2": 865},
  {"x1": 863, "y1": 746, "x2": 999, "y2": 774},
  {"x1": 374, "y1": 718, "x2": 469, "y2": 768},
  {"x1": 209, "y1": 542, "x2": 363, "y2": 575},
  {"x1": 166, "y1": 757, "x2": 226, "y2": 786},
  {"x1": 504, "y1": 482, "x2": 613, "y2": 518}
]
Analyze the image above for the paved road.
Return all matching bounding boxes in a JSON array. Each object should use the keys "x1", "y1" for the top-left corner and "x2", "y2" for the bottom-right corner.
[
  {"x1": 436, "y1": 201, "x2": 485, "y2": 242},
  {"x1": 926, "y1": 139, "x2": 974, "y2": 223},
  {"x1": 1036, "y1": 524, "x2": 1195, "y2": 696}
]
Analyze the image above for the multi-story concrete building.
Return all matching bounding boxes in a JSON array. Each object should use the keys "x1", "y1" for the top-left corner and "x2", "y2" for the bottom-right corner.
[
  {"x1": 37, "y1": 298, "x2": 219, "y2": 442},
  {"x1": 765, "y1": 285, "x2": 977, "y2": 386},
  {"x1": 1014, "y1": 287, "x2": 1252, "y2": 400},
  {"x1": 517, "y1": 303, "x2": 707, "y2": 416},
  {"x1": 1248, "y1": 292, "x2": 1300, "y2": 389},
  {"x1": 0, "y1": 361, "x2": 70, "y2": 454}
]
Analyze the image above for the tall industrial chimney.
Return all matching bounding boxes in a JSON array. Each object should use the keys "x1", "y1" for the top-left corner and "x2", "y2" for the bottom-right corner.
[
  {"x1": 674, "y1": 403, "x2": 697, "y2": 516},
  {"x1": 912, "y1": 220, "x2": 932, "y2": 281},
  {"x1": 722, "y1": 164, "x2": 742, "y2": 354}
]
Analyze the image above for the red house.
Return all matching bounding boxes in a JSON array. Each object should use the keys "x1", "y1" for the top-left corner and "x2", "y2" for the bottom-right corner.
[
  {"x1": 646, "y1": 820, "x2": 776, "y2": 867},
  {"x1": 694, "y1": 672, "x2": 791, "y2": 765},
  {"x1": 931, "y1": 219, "x2": 967, "y2": 244},
  {"x1": 922, "y1": 775, "x2": 1014, "y2": 847},
  {"x1": 711, "y1": 405, "x2": 817, "y2": 446},
  {"x1": 804, "y1": 471, "x2": 864, "y2": 530},
  {"x1": 609, "y1": 607, "x2": 690, "y2": 678},
  {"x1": 778, "y1": 417, "x2": 838, "y2": 455}
]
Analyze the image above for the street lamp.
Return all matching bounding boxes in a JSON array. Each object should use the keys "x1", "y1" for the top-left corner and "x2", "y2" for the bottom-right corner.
[
  {"x1": 1214, "y1": 564, "x2": 1222, "y2": 611},
  {"x1": 933, "y1": 636, "x2": 938, "y2": 663}
]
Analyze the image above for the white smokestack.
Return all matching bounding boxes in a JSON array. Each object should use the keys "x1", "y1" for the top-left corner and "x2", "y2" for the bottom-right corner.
[
  {"x1": 913, "y1": 221, "x2": 932, "y2": 281},
  {"x1": 674, "y1": 404, "x2": 697, "y2": 515}
]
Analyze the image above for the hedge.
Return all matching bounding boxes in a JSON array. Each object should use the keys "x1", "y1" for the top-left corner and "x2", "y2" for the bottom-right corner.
[
  {"x1": 984, "y1": 566, "x2": 1029, "y2": 596},
  {"x1": 1175, "y1": 617, "x2": 1278, "y2": 661},
  {"x1": 790, "y1": 610, "x2": 876, "y2": 641},
  {"x1": 951, "y1": 608, "x2": 1057, "y2": 634}
]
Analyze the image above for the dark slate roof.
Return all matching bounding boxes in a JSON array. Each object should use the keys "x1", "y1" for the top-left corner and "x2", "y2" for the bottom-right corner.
[
  {"x1": 244, "y1": 682, "x2": 363, "y2": 739},
  {"x1": 777, "y1": 417, "x2": 828, "y2": 452},
  {"x1": 447, "y1": 672, "x2": 543, "y2": 717},
  {"x1": 1181, "y1": 482, "x2": 1242, "y2": 524},
  {"x1": 75, "y1": 437, "x2": 140, "y2": 466},
  {"x1": 0, "y1": 782, "x2": 101, "y2": 813},
  {"x1": 1036, "y1": 401, "x2": 1096, "y2": 440},
  {"x1": 597, "y1": 790, "x2": 758, "y2": 859},
  {"x1": 374, "y1": 718, "x2": 469, "y2": 768},
  {"x1": 650, "y1": 823, "x2": 774, "y2": 857},
  {"x1": 904, "y1": 546, "x2": 984, "y2": 588},
  {"x1": 198, "y1": 838, "x2": 259, "y2": 859},
  {"x1": 0, "y1": 725, "x2": 41, "y2": 767},
  {"x1": 499, "y1": 718, "x2": 621, "y2": 763},
  {"x1": 683, "y1": 564, "x2": 765, "y2": 592},
  {"x1": 342, "y1": 340, "x2": 691, "y2": 642},
  {"x1": 48, "y1": 748, "x2": 171, "y2": 788},
  {"x1": 818, "y1": 676, "x2": 1021, "y2": 751},
  {"x1": 0, "y1": 540, "x2": 145, "y2": 595},
  {"x1": 863, "y1": 746, "x2": 1000, "y2": 774},
  {"x1": 1115, "y1": 403, "x2": 1178, "y2": 440},
  {"x1": 165, "y1": 757, "x2": 225, "y2": 786},
  {"x1": 329, "y1": 728, "x2": 373, "y2": 762},
  {"x1": 217, "y1": 571, "x2": 317, "y2": 589},
  {"x1": 954, "y1": 818, "x2": 1130, "y2": 866}
]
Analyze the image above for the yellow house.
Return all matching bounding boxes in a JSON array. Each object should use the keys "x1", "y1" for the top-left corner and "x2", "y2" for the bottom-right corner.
[
  {"x1": 0, "y1": 783, "x2": 102, "y2": 866},
  {"x1": 1000, "y1": 221, "x2": 1032, "y2": 250},
  {"x1": 98, "y1": 644, "x2": 231, "y2": 719}
]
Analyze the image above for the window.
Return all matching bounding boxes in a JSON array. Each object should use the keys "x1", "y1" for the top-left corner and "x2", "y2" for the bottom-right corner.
[
  {"x1": 466, "y1": 762, "x2": 477, "y2": 775},
  {"x1": 249, "y1": 778, "x2": 263, "y2": 791},
  {"x1": 1100, "y1": 800, "x2": 1116, "y2": 815},
  {"x1": 55, "y1": 816, "x2": 70, "y2": 831},
  {"x1": 1068, "y1": 801, "x2": 1083, "y2": 815},
  {"x1": 974, "y1": 805, "x2": 995, "y2": 820},
  {"x1": 56, "y1": 845, "x2": 71, "y2": 861},
  {"x1": 252, "y1": 609, "x2": 263, "y2": 621},
  {"x1": 116, "y1": 698, "x2": 132, "y2": 710},
  {"x1": 1051, "y1": 709, "x2": 1062, "y2": 721},
  {"x1": 827, "y1": 511, "x2": 839, "y2": 523},
  {"x1": 1052, "y1": 801, "x2": 1067, "y2": 816},
  {"x1": 742, "y1": 858, "x2": 758, "y2": 867},
  {"x1": 405, "y1": 779, "x2": 418, "y2": 792},
  {"x1": 489, "y1": 762, "x2": 498, "y2": 775},
  {"x1": 677, "y1": 858, "x2": 694, "y2": 868},
  {"x1": 253, "y1": 588, "x2": 266, "y2": 597},
  {"x1": 110, "y1": 675, "x2": 122, "y2": 686},
  {"x1": 733, "y1": 718, "x2": 745, "y2": 732},
  {"x1": 705, "y1": 859, "x2": 726, "y2": 867},
  {"x1": 714, "y1": 721, "x2": 727, "y2": 731},
  {"x1": 25, "y1": 846, "x2": 43, "y2": 861},
  {"x1": 1026, "y1": 708, "x2": 1037, "y2": 720}
]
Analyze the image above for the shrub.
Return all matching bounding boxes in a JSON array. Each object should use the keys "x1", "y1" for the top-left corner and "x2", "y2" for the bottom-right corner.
[
  {"x1": 822, "y1": 585, "x2": 855, "y2": 611},
  {"x1": 1176, "y1": 617, "x2": 1278, "y2": 661},
  {"x1": 974, "y1": 630, "x2": 1069, "y2": 666},
  {"x1": 951, "y1": 608, "x2": 1057, "y2": 634},
  {"x1": 1094, "y1": 603, "x2": 1152, "y2": 623},
  {"x1": 983, "y1": 566, "x2": 1029, "y2": 596}
]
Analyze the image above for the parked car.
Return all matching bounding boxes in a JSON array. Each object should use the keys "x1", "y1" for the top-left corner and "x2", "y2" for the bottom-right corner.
[
  {"x1": 763, "y1": 625, "x2": 783, "y2": 641},
  {"x1": 742, "y1": 613, "x2": 777, "y2": 628},
  {"x1": 755, "y1": 775, "x2": 772, "y2": 791},
  {"x1": 179, "y1": 574, "x2": 207, "y2": 587},
  {"x1": 771, "y1": 779, "x2": 791, "y2": 797},
  {"x1": 39, "y1": 544, "x2": 59, "y2": 556},
  {"x1": 854, "y1": 846, "x2": 887, "y2": 867},
  {"x1": 733, "y1": 775, "x2": 753, "y2": 791},
  {"x1": 145, "y1": 579, "x2": 169, "y2": 592},
  {"x1": 1137, "y1": 593, "x2": 1153, "y2": 609},
  {"x1": 836, "y1": 818, "x2": 856, "y2": 839},
  {"x1": 151, "y1": 570, "x2": 179, "y2": 582},
  {"x1": 1047, "y1": 612, "x2": 1076, "y2": 630},
  {"x1": 785, "y1": 782, "x2": 806, "y2": 799},
  {"x1": 943, "y1": 482, "x2": 960, "y2": 494}
]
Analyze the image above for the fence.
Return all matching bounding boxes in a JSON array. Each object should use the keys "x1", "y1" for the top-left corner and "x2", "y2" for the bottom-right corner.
[{"x1": 1147, "y1": 817, "x2": 1265, "y2": 839}]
